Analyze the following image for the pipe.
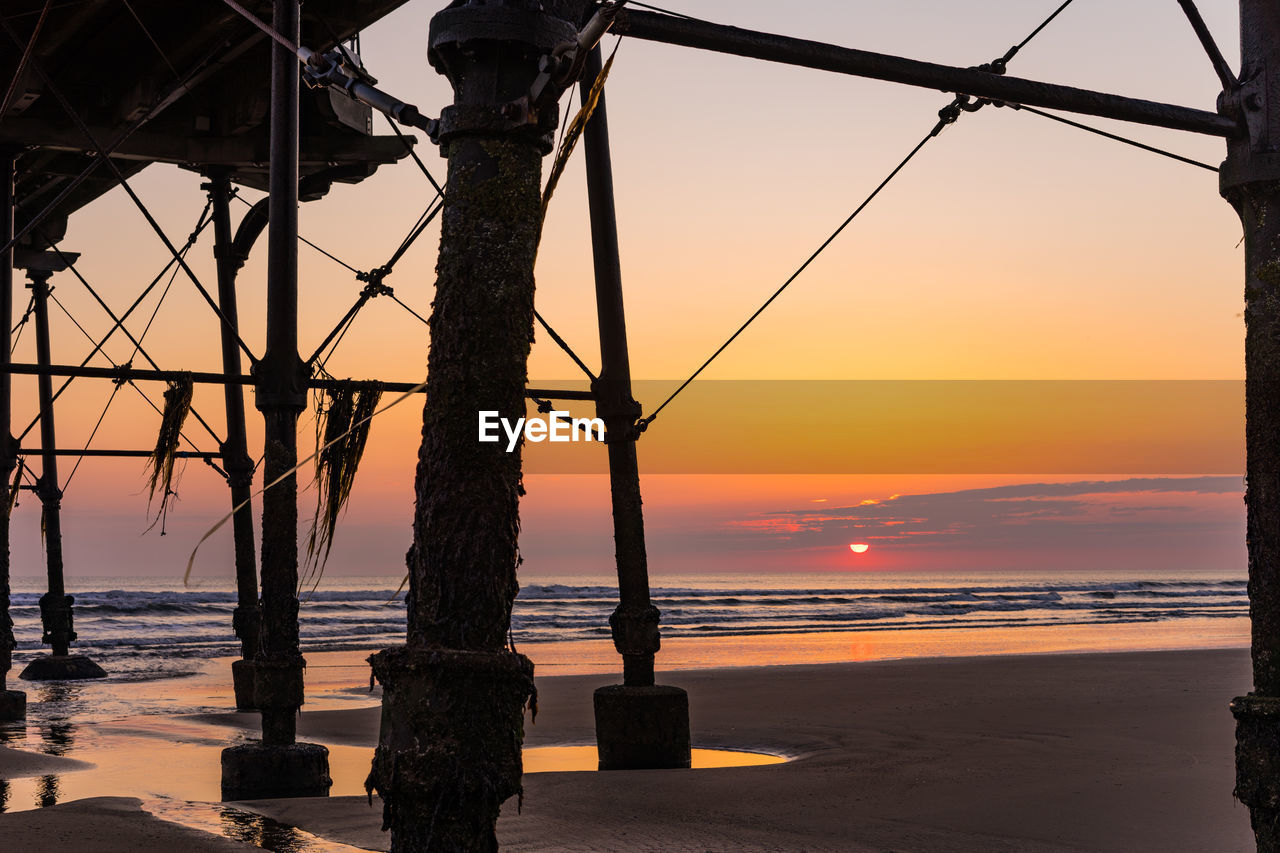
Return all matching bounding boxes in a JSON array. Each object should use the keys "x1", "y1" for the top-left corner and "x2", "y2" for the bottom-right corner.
[
  {"x1": 580, "y1": 47, "x2": 658, "y2": 688},
  {"x1": 614, "y1": 9, "x2": 1241, "y2": 138},
  {"x1": 254, "y1": 0, "x2": 306, "y2": 748},
  {"x1": 1227, "y1": 0, "x2": 1280, "y2": 846},
  {"x1": 29, "y1": 269, "x2": 71, "y2": 657},
  {"x1": 0, "y1": 150, "x2": 15, "y2": 691},
  {"x1": 206, "y1": 171, "x2": 260, "y2": 673}
]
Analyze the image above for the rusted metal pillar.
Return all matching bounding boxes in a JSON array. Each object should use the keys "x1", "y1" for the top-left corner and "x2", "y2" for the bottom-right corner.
[
  {"x1": 205, "y1": 170, "x2": 261, "y2": 712},
  {"x1": 366, "y1": 2, "x2": 580, "y2": 849},
  {"x1": 1228, "y1": 2, "x2": 1280, "y2": 849},
  {"x1": 18, "y1": 258, "x2": 103, "y2": 681},
  {"x1": 579, "y1": 46, "x2": 690, "y2": 770},
  {"x1": 0, "y1": 149, "x2": 24, "y2": 719},
  {"x1": 220, "y1": 0, "x2": 329, "y2": 800}
]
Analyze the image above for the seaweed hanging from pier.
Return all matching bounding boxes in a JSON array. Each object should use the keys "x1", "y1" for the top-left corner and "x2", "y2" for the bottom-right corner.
[
  {"x1": 303, "y1": 380, "x2": 382, "y2": 593},
  {"x1": 7, "y1": 459, "x2": 22, "y2": 517},
  {"x1": 145, "y1": 376, "x2": 193, "y2": 533}
]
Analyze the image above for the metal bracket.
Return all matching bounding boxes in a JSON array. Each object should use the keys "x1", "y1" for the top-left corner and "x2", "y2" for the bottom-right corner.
[
  {"x1": 302, "y1": 47, "x2": 440, "y2": 140},
  {"x1": 1217, "y1": 75, "x2": 1275, "y2": 194},
  {"x1": 34, "y1": 474, "x2": 62, "y2": 503},
  {"x1": 356, "y1": 266, "x2": 395, "y2": 298},
  {"x1": 218, "y1": 443, "x2": 255, "y2": 488},
  {"x1": 591, "y1": 376, "x2": 643, "y2": 443},
  {"x1": 252, "y1": 353, "x2": 310, "y2": 411},
  {"x1": 1235, "y1": 72, "x2": 1268, "y2": 153}
]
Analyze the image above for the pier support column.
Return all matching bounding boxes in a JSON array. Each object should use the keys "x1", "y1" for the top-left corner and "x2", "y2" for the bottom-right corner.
[
  {"x1": 366, "y1": 3, "x2": 578, "y2": 849},
  {"x1": 1229, "y1": 2, "x2": 1280, "y2": 849},
  {"x1": 205, "y1": 170, "x2": 261, "y2": 712},
  {"x1": 221, "y1": 0, "x2": 329, "y2": 800},
  {"x1": 579, "y1": 47, "x2": 689, "y2": 770},
  {"x1": 0, "y1": 149, "x2": 23, "y2": 718},
  {"x1": 18, "y1": 259, "x2": 104, "y2": 682}
]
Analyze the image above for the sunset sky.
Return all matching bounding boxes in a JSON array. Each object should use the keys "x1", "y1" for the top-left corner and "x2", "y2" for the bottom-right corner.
[{"x1": 6, "y1": 0, "x2": 1248, "y2": 581}]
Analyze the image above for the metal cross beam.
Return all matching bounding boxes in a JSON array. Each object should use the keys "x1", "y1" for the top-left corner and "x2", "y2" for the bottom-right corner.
[
  {"x1": 614, "y1": 10, "x2": 1240, "y2": 138},
  {"x1": 43, "y1": 449, "x2": 222, "y2": 460},
  {"x1": 0, "y1": 362, "x2": 595, "y2": 400}
]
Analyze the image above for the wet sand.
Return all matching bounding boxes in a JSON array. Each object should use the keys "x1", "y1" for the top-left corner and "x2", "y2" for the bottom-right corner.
[
  {"x1": 0, "y1": 647, "x2": 1260, "y2": 851},
  {"x1": 0, "y1": 745, "x2": 91, "y2": 778},
  {"x1": 0, "y1": 797, "x2": 257, "y2": 852}
]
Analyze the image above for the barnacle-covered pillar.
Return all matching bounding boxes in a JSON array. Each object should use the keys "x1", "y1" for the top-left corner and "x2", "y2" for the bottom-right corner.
[
  {"x1": 18, "y1": 255, "x2": 104, "y2": 681},
  {"x1": 0, "y1": 149, "x2": 24, "y2": 718},
  {"x1": 579, "y1": 47, "x2": 690, "y2": 769},
  {"x1": 365, "y1": 2, "x2": 580, "y2": 849},
  {"x1": 1228, "y1": 1, "x2": 1280, "y2": 849},
  {"x1": 221, "y1": 0, "x2": 330, "y2": 800}
]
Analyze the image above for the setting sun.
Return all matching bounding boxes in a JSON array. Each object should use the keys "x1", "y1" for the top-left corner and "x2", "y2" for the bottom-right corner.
[{"x1": 849, "y1": 543, "x2": 870, "y2": 554}]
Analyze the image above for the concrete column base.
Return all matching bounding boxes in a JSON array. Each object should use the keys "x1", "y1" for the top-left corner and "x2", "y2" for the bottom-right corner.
[
  {"x1": 231, "y1": 658, "x2": 256, "y2": 711},
  {"x1": 594, "y1": 684, "x2": 691, "y2": 770},
  {"x1": 221, "y1": 741, "x2": 331, "y2": 801},
  {"x1": 0, "y1": 689, "x2": 25, "y2": 720},
  {"x1": 19, "y1": 654, "x2": 107, "y2": 681}
]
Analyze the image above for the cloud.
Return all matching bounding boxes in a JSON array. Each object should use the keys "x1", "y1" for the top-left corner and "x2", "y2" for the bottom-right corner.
[{"x1": 720, "y1": 476, "x2": 1245, "y2": 557}]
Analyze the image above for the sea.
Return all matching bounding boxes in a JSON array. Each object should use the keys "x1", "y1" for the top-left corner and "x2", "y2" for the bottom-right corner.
[
  {"x1": 0, "y1": 570, "x2": 1254, "y2": 822},
  {"x1": 4, "y1": 571, "x2": 1250, "y2": 682}
]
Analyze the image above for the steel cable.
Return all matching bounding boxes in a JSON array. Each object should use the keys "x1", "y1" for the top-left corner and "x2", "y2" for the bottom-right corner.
[{"x1": 639, "y1": 0, "x2": 1081, "y2": 428}]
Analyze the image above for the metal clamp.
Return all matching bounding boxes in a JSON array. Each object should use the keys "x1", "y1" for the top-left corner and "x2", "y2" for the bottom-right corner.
[
  {"x1": 609, "y1": 603, "x2": 661, "y2": 657},
  {"x1": 37, "y1": 592, "x2": 76, "y2": 645},
  {"x1": 250, "y1": 656, "x2": 306, "y2": 710},
  {"x1": 433, "y1": 97, "x2": 562, "y2": 152},
  {"x1": 529, "y1": 1, "x2": 628, "y2": 107},
  {"x1": 356, "y1": 266, "x2": 395, "y2": 298}
]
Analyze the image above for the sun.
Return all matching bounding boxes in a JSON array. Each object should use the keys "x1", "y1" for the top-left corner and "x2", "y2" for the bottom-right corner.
[{"x1": 849, "y1": 543, "x2": 870, "y2": 554}]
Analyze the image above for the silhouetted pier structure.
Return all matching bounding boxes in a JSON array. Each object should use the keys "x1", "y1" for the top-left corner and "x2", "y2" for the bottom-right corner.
[
  {"x1": 3, "y1": 0, "x2": 1280, "y2": 851},
  {"x1": 0, "y1": 0, "x2": 677, "y2": 805}
]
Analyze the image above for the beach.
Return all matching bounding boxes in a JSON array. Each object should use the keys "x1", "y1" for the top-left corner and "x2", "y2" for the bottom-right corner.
[
  {"x1": 0, "y1": 645, "x2": 1257, "y2": 851},
  {"x1": 0, "y1": 0, "x2": 1257, "y2": 849}
]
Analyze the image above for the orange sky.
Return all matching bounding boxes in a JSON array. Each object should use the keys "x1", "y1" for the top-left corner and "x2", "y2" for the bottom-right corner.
[{"x1": 5, "y1": 0, "x2": 1250, "y2": 580}]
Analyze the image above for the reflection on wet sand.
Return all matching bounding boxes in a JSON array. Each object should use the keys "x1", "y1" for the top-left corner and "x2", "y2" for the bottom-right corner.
[
  {"x1": 40, "y1": 722, "x2": 74, "y2": 757},
  {"x1": 2, "y1": 709, "x2": 787, "y2": 812},
  {"x1": 27, "y1": 685, "x2": 79, "y2": 809},
  {"x1": 143, "y1": 799, "x2": 371, "y2": 853},
  {"x1": 522, "y1": 745, "x2": 786, "y2": 772},
  {"x1": 0, "y1": 652, "x2": 789, "y2": 845},
  {"x1": 36, "y1": 775, "x2": 57, "y2": 809}
]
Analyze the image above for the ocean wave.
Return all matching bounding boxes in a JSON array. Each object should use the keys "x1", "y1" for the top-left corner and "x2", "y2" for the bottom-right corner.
[{"x1": 4, "y1": 575, "x2": 1249, "y2": 657}]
